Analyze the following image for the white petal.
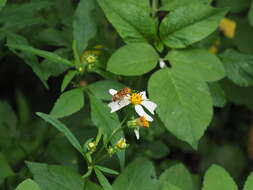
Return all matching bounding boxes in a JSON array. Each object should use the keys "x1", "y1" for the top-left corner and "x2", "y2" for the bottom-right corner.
[
  {"x1": 108, "y1": 99, "x2": 130, "y2": 113},
  {"x1": 141, "y1": 100, "x2": 157, "y2": 114},
  {"x1": 134, "y1": 128, "x2": 140, "y2": 140},
  {"x1": 139, "y1": 91, "x2": 147, "y2": 100},
  {"x1": 159, "y1": 60, "x2": 166, "y2": 68},
  {"x1": 134, "y1": 105, "x2": 153, "y2": 121},
  {"x1": 109, "y1": 89, "x2": 117, "y2": 96}
]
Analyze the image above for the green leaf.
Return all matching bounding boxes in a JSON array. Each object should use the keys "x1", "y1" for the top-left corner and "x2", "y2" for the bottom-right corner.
[
  {"x1": 202, "y1": 165, "x2": 238, "y2": 190},
  {"x1": 244, "y1": 172, "x2": 253, "y2": 190},
  {"x1": 37, "y1": 28, "x2": 71, "y2": 47},
  {"x1": 158, "y1": 164, "x2": 193, "y2": 190},
  {"x1": 0, "y1": 0, "x2": 50, "y2": 30},
  {"x1": 161, "y1": 183, "x2": 182, "y2": 190},
  {"x1": 249, "y1": 1, "x2": 253, "y2": 26},
  {"x1": 141, "y1": 141, "x2": 170, "y2": 160},
  {"x1": 198, "y1": 139, "x2": 246, "y2": 180},
  {"x1": 36, "y1": 112, "x2": 83, "y2": 155},
  {"x1": 95, "y1": 165, "x2": 119, "y2": 175},
  {"x1": 107, "y1": 43, "x2": 159, "y2": 76},
  {"x1": 160, "y1": 0, "x2": 211, "y2": 11},
  {"x1": 73, "y1": 0, "x2": 97, "y2": 55},
  {"x1": 221, "y1": 79, "x2": 253, "y2": 111},
  {"x1": 95, "y1": 169, "x2": 114, "y2": 190},
  {"x1": 167, "y1": 48, "x2": 225, "y2": 82},
  {"x1": 234, "y1": 19, "x2": 253, "y2": 54},
  {"x1": 219, "y1": 49, "x2": 253, "y2": 87},
  {"x1": 148, "y1": 66, "x2": 213, "y2": 149},
  {"x1": 50, "y1": 88, "x2": 84, "y2": 118},
  {"x1": 7, "y1": 33, "x2": 49, "y2": 88},
  {"x1": 61, "y1": 70, "x2": 78, "y2": 92},
  {"x1": 88, "y1": 94, "x2": 125, "y2": 168},
  {"x1": 26, "y1": 162, "x2": 84, "y2": 190},
  {"x1": 16, "y1": 90, "x2": 31, "y2": 124},
  {"x1": 113, "y1": 158, "x2": 157, "y2": 190},
  {"x1": 85, "y1": 181, "x2": 102, "y2": 190},
  {"x1": 7, "y1": 44, "x2": 73, "y2": 66},
  {"x1": 0, "y1": 0, "x2": 6, "y2": 11},
  {"x1": 0, "y1": 101, "x2": 17, "y2": 128},
  {"x1": 0, "y1": 153, "x2": 14, "y2": 183},
  {"x1": 216, "y1": 0, "x2": 250, "y2": 13},
  {"x1": 97, "y1": 0, "x2": 156, "y2": 43},
  {"x1": 15, "y1": 179, "x2": 41, "y2": 190},
  {"x1": 88, "y1": 80, "x2": 125, "y2": 101},
  {"x1": 208, "y1": 82, "x2": 227, "y2": 107},
  {"x1": 160, "y1": 3, "x2": 227, "y2": 48}
]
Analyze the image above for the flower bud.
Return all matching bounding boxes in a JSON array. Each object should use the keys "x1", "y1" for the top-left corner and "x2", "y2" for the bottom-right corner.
[
  {"x1": 86, "y1": 55, "x2": 97, "y2": 64},
  {"x1": 87, "y1": 142, "x2": 96, "y2": 151},
  {"x1": 116, "y1": 138, "x2": 128, "y2": 150},
  {"x1": 159, "y1": 59, "x2": 166, "y2": 68},
  {"x1": 108, "y1": 146, "x2": 116, "y2": 156}
]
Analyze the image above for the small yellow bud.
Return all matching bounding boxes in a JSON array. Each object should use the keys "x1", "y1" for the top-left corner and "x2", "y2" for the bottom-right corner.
[
  {"x1": 209, "y1": 46, "x2": 218, "y2": 54},
  {"x1": 87, "y1": 142, "x2": 96, "y2": 151},
  {"x1": 219, "y1": 18, "x2": 236, "y2": 38},
  {"x1": 108, "y1": 147, "x2": 115, "y2": 156},
  {"x1": 77, "y1": 67, "x2": 84, "y2": 72},
  {"x1": 116, "y1": 138, "x2": 128, "y2": 150},
  {"x1": 209, "y1": 39, "x2": 220, "y2": 54},
  {"x1": 86, "y1": 55, "x2": 96, "y2": 64},
  {"x1": 94, "y1": 45, "x2": 104, "y2": 49}
]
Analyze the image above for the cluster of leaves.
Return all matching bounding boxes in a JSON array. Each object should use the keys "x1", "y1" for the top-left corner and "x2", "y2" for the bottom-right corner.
[
  {"x1": 12, "y1": 158, "x2": 253, "y2": 190},
  {"x1": 1, "y1": 0, "x2": 253, "y2": 189}
]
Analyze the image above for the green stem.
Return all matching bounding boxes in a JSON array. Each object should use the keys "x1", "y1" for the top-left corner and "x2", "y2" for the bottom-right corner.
[
  {"x1": 82, "y1": 166, "x2": 93, "y2": 179},
  {"x1": 152, "y1": 0, "x2": 158, "y2": 17}
]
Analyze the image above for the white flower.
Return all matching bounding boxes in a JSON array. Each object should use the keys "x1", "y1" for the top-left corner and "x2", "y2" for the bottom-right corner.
[
  {"x1": 134, "y1": 128, "x2": 140, "y2": 140},
  {"x1": 159, "y1": 59, "x2": 166, "y2": 68},
  {"x1": 108, "y1": 89, "x2": 131, "y2": 113},
  {"x1": 108, "y1": 89, "x2": 157, "y2": 122},
  {"x1": 131, "y1": 91, "x2": 157, "y2": 121},
  {"x1": 133, "y1": 116, "x2": 150, "y2": 140}
]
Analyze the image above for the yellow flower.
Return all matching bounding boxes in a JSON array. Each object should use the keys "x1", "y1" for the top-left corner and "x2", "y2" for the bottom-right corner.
[
  {"x1": 219, "y1": 18, "x2": 236, "y2": 38},
  {"x1": 116, "y1": 138, "x2": 128, "y2": 150},
  {"x1": 130, "y1": 93, "x2": 143, "y2": 105}
]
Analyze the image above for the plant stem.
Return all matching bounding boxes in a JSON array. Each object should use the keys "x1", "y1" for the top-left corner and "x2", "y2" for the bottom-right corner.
[
  {"x1": 82, "y1": 166, "x2": 93, "y2": 179},
  {"x1": 152, "y1": 0, "x2": 158, "y2": 18},
  {"x1": 95, "y1": 128, "x2": 103, "y2": 145}
]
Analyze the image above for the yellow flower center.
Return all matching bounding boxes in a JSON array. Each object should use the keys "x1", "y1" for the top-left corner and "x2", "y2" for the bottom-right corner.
[
  {"x1": 130, "y1": 93, "x2": 142, "y2": 105},
  {"x1": 137, "y1": 116, "x2": 149, "y2": 128},
  {"x1": 219, "y1": 18, "x2": 236, "y2": 38},
  {"x1": 116, "y1": 138, "x2": 127, "y2": 150},
  {"x1": 86, "y1": 55, "x2": 96, "y2": 64}
]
